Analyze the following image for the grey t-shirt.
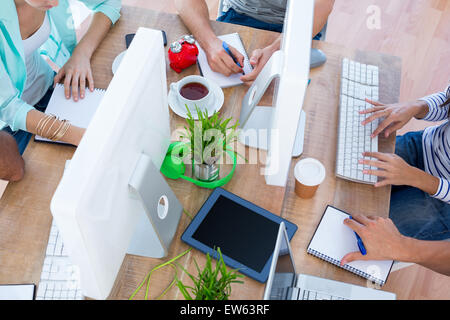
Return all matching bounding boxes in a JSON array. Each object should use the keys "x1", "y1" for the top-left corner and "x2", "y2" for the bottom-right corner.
[{"x1": 227, "y1": 0, "x2": 287, "y2": 25}]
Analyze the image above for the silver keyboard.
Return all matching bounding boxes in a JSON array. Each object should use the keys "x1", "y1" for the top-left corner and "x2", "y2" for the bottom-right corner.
[
  {"x1": 336, "y1": 58, "x2": 380, "y2": 184},
  {"x1": 36, "y1": 222, "x2": 84, "y2": 300},
  {"x1": 290, "y1": 287, "x2": 348, "y2": 300}
]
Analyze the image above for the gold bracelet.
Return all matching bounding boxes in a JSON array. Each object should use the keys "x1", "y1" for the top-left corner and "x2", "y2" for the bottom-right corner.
[
  {"x1": 48, "y1": 119, "x2": 65, "y2": 141},
  {"x1": 37, "y1": 114, "x2": 55, "y2": 137},
  {"x1": 53, "y1": 121, "x2": 71, "y2": 142},
  {"x1": 56, "y1": 121, "x2": 71, "y2": 141},
  {"x1": 44, "y1": 117, "x2": 60, "y2": 139}
]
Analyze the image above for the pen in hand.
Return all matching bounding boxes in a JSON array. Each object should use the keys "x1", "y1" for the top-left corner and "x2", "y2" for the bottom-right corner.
[
  {"x1": 350, "y1": 216, "x2": 367, "y2": 256},
  {"x1": 222, "y1": 41, "x2": 245, "y2": 75}
]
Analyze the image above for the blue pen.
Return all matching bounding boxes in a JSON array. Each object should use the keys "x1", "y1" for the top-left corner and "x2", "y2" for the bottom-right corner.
[
  {"x1": 350, "y1": 216, "x2": 367, "y2": 255},
  {"x1": 222, "y1": 41, "x2": 243, "y2": 69}
]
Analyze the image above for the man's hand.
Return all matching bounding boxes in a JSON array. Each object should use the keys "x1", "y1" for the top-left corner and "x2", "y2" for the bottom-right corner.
[
  {"x1": 241, "y1": 36, "x2": 281, "y2": 84},
  {"x1": 205, "y1": 38, "x2": 244, "y2": 77},
  {"x1": 240, "y1": 47, "x2": 272, "y2": 84},
  {"x1": 340, "y1": 214, "x2": 410, "y2": 265}
]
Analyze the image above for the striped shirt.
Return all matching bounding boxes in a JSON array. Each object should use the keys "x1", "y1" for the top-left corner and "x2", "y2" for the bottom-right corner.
[{"x1": 419, "y1": 85, "x2": 450, "y2": 204}]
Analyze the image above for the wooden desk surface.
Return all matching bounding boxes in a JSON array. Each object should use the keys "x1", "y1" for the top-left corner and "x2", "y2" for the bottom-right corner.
[
  {"x1": 0, "y1": 6, "x2": 401, "y2": 300},
  {"x1": 280, "y1": 41, "x2": 401, "y2": 291}
]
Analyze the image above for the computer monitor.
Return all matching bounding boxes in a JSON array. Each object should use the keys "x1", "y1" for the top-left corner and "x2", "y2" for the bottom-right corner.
[
  {"x1": 50, "y1": 28, "x2": 183, "y2": 300},
  {"x1": 239, "y1": 0, "x2": 313, "y2": 186}
]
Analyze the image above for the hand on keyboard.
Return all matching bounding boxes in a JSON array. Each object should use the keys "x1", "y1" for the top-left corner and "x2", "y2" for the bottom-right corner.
[
  {"x1": 360, "y1": 99, "x2": 426, "y2": 138},
  {"x1": 359, "y1": 152, "x2": 418, "y2": 188}
]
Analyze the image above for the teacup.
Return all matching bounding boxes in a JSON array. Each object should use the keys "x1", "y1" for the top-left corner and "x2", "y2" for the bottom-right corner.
[{"x1": 170, "y1": 75, "x2": 214, "y2": 114}]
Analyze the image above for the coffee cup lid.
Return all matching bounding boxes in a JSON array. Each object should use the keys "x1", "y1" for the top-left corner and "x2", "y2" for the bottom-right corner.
[{"x1": 294, "y1": 158, "x2": 326, "y2": 186}]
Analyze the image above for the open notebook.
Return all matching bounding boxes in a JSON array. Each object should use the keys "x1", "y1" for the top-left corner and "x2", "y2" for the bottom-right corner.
[
  {"x1": 308, "y1": 206, "x2": 394, "y2": 286},
  {"x1": 197, "y1": 33, "x2": 253, "y2": 88},
  {"x1": 35, "y1": 84, "x2": 105, "y2": 144}
]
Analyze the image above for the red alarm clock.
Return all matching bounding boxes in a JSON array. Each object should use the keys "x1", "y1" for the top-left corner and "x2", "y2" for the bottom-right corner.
[{"x1": 168, "y1": 35, "x2": 199, "y2": 73}]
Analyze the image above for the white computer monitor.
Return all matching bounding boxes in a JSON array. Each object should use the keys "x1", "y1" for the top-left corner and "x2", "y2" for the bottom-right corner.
[
  {"x1": 239, "y1": 0, "x2": 313, "y2": 186},
  {"x1": 50, "y1": 28, "x2": 183, "y2": 300}
]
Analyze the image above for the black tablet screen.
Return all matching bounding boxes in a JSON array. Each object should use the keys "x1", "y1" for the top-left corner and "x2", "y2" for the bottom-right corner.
[{"x1": 192, "y1": 195, "x2": 279, "y2": 273}]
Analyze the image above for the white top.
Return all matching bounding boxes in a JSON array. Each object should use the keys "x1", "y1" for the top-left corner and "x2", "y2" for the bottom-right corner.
[
  {"x1": 21, "y1": 12, "x2": 54, "y2": 106},
  {"x1": 419, "y1": 85, "x2": 450, "y2": 204}
]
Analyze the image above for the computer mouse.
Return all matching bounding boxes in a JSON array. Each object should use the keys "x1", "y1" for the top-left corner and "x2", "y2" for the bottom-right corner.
[{"x1": 310, "y1": 48, "x2": 327, "y2": 69}]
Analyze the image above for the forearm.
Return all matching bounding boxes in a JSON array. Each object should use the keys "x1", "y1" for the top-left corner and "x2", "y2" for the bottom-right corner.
[
  {"x1": 409, "y1": 167, "x2": 440, "y2": 195},
  {"x1": 26, "y1": 110, "x2": 84, "y2": 146},
  {"x1": 411, "y1": 100, "x2": 430, "y2": 120},
  {"x1": 401, "y1": 237, "x2": 450, "y2": 276},
  {"x1": 73, "y1": 12, "x2": 113, "y2": 59},
  {"x1": 313, "y1": 0, "x2": 335, "y2": 37},
  {"x1": 174, "y1": 0, "x2": 217, "y2": 51}
]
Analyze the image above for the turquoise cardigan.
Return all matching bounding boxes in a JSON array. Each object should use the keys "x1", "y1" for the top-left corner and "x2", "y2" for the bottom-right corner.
[{"x1": 0, "y1": 0, "x2": 121, "y2": 131}]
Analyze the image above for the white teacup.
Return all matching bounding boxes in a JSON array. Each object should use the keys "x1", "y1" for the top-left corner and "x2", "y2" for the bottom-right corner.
[{"x1": 170, "y1": 75, "x2": 214, "y2": 114}]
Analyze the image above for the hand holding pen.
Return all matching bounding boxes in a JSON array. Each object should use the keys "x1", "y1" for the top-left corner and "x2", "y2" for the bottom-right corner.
[
  {"x1": 204, "y1": 38, "x2": 244, "y2": 77},
  {"x1": 340, "y1": 214, "x2": 408, "y2": 266}
]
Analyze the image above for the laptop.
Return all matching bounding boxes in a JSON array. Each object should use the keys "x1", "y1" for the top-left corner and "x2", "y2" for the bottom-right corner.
[{"x1": 263, "y1": 222, "x2": 396, "y2": 300}]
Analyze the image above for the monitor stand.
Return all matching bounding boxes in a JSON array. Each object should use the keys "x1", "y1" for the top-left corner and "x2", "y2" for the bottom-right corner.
[
  {"x1": 240, "y1": 108, "x2": 306, "y2": 157},
  {"x1": 127, "y1": 153, "x2": 183, "y2": 258},
  {"x1": 238, "y1": 50, "x2": 306, "y2": 157}
]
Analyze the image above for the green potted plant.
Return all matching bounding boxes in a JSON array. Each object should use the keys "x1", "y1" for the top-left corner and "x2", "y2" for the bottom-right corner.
[
  {"x1": 182, "y1": 106, "x2": 240, "y2": 182},
  {"x1": 176, "y1": 248, "x2": 244, "y2": 300}
]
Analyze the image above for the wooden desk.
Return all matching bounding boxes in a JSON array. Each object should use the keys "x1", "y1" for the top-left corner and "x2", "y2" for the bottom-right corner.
[
  {"x1": 280, "y1": 42, "x2": 401, "y2": 291},
  {"x1": 0, "y1": 7, "x2": 401, "y2": 300}
]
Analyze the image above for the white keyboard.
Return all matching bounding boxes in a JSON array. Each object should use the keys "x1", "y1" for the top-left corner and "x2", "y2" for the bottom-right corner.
[
  {"x1": 336, "y1": 58, "x2": 380, "y2": 184},
  {"x1": 290, "y1": 287, "x2": 348, "y2": 300},
  {"x1": 36, "y1": 222, "x2": 84, "y2": 300}
]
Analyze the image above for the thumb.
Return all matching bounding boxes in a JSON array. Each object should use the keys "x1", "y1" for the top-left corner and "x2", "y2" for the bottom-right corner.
[
  {"x1": 250, "y1": 49, "x2": 263, "y2": 66},
  {"x1": 340, "y1": 251, "x2": 364, "y2": 266}
]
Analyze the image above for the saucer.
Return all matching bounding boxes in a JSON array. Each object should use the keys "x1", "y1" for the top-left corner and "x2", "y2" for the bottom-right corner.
[
  {"x1": 112, "y1": 50, "x2": 127, "y2": 74},
  {"x1": 168, "y1": 80, "x2": 224, "y2": 120}
]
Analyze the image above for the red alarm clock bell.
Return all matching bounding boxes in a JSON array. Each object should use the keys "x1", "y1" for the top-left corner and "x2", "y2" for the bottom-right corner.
[{"x1": 168, "y1": 35, "x2": 199, "y2": 73}]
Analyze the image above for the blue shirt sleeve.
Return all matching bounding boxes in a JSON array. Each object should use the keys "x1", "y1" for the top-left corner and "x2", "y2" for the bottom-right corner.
[
  {"x1": 0, "y1": 60, "x2": 34, "y2": 132},
  {"x1": 82, "y1": 0, "x2": 122, "y2": 24}
]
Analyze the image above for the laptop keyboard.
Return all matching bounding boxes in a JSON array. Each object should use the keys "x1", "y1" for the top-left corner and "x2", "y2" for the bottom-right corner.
[{"x1": 290, "y1": 287, "x2": 348, "y2": 300}]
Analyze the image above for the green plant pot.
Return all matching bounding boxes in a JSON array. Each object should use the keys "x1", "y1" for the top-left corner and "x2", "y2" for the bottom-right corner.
[{"x1": 192, "y1": 162, "x2": 220, "y2": 182}]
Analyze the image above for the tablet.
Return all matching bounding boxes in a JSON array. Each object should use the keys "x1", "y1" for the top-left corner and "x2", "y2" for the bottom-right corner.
[{"x1": 181, "y1": 188, "x2": 298, "y2": 283}]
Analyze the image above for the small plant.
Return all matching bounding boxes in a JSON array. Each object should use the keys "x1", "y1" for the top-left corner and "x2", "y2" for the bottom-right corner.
[
  {"x1": 175, "y1": 248, "x2": 244, "y2": 300},
  {"x1": 182, "y1": 106, "x2": 239, "y2": 166}
]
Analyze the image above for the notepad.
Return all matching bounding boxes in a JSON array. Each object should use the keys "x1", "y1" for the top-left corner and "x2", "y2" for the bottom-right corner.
[
  {"x1": 197, "y1": 33, "x2": 253, "y2": 88},
  {"x1": 307, "y1": 205, "x2": 394, "y2": 286},
  {"x1": 35, "y1": 84, "x2": 105, "y2": 144},
  {"x1": 0, "y1": 284, "x2": 35, "y2": 300}
]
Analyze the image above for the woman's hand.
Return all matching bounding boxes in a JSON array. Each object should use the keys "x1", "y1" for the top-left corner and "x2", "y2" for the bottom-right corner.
[
  {"x1": 340, "y1": 214, "x2": 411, "y2": 265},
  {"x1": 361, "y1": 151, "x2": 440, "y2": 193},
  {"x1": 360, "y1": 99, "x2": 429, "y2": 138},
  {"x1": 360, "y1": 152, "x2": 419, "y2": 187},
  {"x1": 54, "y1": 49, "x2": 95, "y2": 102}
]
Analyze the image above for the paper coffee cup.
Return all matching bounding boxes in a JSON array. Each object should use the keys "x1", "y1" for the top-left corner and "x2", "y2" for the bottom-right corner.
[{"x1": 294, "y1": 158, "x2": 326, "y2": 199}]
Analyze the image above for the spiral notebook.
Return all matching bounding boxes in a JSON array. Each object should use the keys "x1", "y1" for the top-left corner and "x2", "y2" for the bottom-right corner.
[
  {"x1": 197, "y1": 33, "x2": 253, "y2": 88},
  {"x1": 35, "y1": 84, "x2": 105, "y2": 144},
  {"x1": 307, "y1": 205, "x2": 394, "y2": 286}
]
